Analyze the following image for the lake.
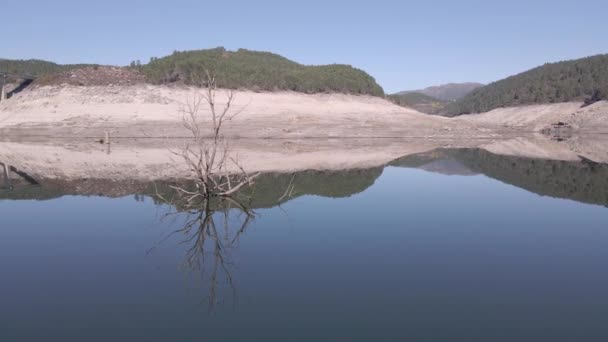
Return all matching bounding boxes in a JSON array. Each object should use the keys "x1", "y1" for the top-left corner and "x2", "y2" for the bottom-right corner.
[{"x1": 2, "y1": 148, "x2": 608, "y2": 341}]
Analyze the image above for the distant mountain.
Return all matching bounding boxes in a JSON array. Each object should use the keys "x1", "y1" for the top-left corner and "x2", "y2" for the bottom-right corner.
[
  {"x1": 397, "y1": 82, "x2": 483, "y2": 101},
  {"x1": 387, "y1": 92, "x2": 448, "y2": 115},
  {"x1": 445, "y1": 54, "x2": 608, "y2": 116}
]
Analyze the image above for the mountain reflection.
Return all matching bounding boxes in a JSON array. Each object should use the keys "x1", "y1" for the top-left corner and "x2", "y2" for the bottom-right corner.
[
  {"x1": 393, "y1": 149, "x2": 608, "y2": 207},
  {"x1": 2, "y1": 149, "x2": 607, "y2": 207}
]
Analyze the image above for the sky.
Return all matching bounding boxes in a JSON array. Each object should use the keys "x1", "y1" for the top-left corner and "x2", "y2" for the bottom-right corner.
[{"x1": 3, "y1": 0, "x2": 607, "y2": 93}]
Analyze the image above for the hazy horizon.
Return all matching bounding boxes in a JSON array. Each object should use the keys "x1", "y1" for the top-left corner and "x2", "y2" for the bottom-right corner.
[{"x1": 3, "y1": 0, "x2": 607, "y2": 92}]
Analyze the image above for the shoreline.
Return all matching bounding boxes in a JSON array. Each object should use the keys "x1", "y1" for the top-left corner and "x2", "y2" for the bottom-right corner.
[
  {"x1": 1, "y1": 84, "x2": 607, "y2": 180},
  {"x1": 1, "y1": 134, "x2": 607, "y2": 181},
  {"x1": 1, "y1": 85, "x2": 606, "y2": 140}
]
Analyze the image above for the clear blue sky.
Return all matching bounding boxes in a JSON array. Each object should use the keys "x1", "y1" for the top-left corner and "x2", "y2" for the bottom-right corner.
[{"x1": 3, "y1": 0, "x2": 607, "y2": 93}]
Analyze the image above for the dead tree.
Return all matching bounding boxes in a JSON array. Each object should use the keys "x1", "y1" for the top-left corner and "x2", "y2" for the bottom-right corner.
[
  {"x1": 153, "y1": 71, "x2": 262, "y2": 311},
  {"x1": 173, "y1": 70, "x2": 259, "y2": 206}
]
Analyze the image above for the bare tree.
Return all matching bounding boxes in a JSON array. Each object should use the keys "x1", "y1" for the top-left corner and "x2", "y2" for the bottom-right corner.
[
  {"x1": 152, "y1": 71, "x2": 263, "y2": 311},
  {"x1": 172, "y1": 70, "x2": 259, "y2": 206},
  {"x1": 151, "y1": 71, "x2": 301, "y2": 312}
]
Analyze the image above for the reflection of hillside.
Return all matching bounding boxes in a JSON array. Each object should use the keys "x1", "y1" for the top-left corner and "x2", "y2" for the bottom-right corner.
[
  {"x1": 0, "y1": 167, "x2": 384, "y2": 208},
  {"x1": 450, "y1": 149, "x2": 608, "y2": 207},
  {"x1": 395, "y1": 149, "x2": 608, "y2": 207},
  {"x1": 4, "y1": 150, "x2": 608, "y2": 208},
  {"x1": 390, "y1": 153, "x2": 476, "y2": 176},
  {"x1": 0, "y1": 178, "x2": 154, "y2": 201},
  {"x1": 245, "y1": 168, "x2": 383, "y2": 208}
]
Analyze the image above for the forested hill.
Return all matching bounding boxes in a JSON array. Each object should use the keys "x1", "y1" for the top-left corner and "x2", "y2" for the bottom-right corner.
[
  {"x1": 140, "y1": 48, "x2": 384, "y2": 96},
  {"x1": 0, "y1": 59, "x2": 94, "y2": 77},
  {"x1": 2, "y1": 48, "x2": 384, "y2": 97},
  {"x1": 445, "y1": 54, "x2": 608, "y2": 116}
]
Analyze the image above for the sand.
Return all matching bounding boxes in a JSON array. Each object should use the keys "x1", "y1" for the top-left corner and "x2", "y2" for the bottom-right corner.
[
  {"x1": 1, "y1": 134, "x2": 607, "y2": 183},
  {"x1": 1, "y1": 84, "x2": 607, "y2": 181},
  {"x1": 0, "y1": 84, "x2": 495, "y2": 139},
  {"x1": 458, "y1": 101, "x2": 608, "y2": 133},
  {"x1": 2, "y1": 85, "x2": 606, "y2": 140}
]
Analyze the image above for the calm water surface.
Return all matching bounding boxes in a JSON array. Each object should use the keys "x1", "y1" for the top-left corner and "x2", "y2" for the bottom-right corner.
[{"x1": 2, "y1": 149, "x2": 608, "y2": 341}]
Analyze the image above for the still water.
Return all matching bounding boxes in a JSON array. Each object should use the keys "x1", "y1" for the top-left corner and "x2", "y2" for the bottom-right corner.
[{"x1": 2, "y1": 149, "x2": 608, "y2": 341}]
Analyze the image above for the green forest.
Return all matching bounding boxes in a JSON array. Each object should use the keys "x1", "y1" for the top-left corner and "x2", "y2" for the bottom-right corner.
[
  {"x1": 2, "y1": 49, "x2": 384, "y2": 96},
  {"x1": 0, "y1": 59, "x2": 62, "y2": 77},
  {"x1": 139, "y1": 48, "x2": 385, "y2": 96},
  {"x1": 445, "y1": 54, "x2": 608, "y2": 116},
  {"x1": 0, "y1": 59, "x2": 94, "y2": 79},
  {"x1": 5, "y1": 51, "x2": 608, "y2": 107}
]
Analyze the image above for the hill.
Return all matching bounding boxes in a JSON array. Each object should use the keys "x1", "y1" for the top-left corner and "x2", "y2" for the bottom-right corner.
[
  {"x1": 397, "y1": 82, "x2": 483, "y2": 101},
  {"x1": 0, "y1": 59, "x2": 95, "y2": 79},
  {"x1": 0, "y1": 59, "x2": 62, "y2": 77},
  {"x1": 387, "y1": 92, "x2": 448, "y2": 115},
  {"x1": 140, "y1": 47, "x2": 385, "y2": 96},
  {"x1": 2, "y1": 49, "x2": 384, "y2": 97},
  {"x1": 446, "y1": 54, "x2": 608, "y2": 116}
]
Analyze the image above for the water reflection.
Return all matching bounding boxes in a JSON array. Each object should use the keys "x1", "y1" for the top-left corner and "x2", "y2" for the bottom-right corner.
[
  {"x1": 153, "y1": 194, "x2": 256, "y2": 311},
  {"x1": 393, "y1": 149, "x2": 608, "y2": 207},
  {"x1": 3, "y1": 149, "x2": 607, "y2": 207},
  {"x1": 3, "y1": 150, "x2": 608, "y2": 339},
  {"x1": 0, "y1": 161, "x2": 39, "y2": 194}
]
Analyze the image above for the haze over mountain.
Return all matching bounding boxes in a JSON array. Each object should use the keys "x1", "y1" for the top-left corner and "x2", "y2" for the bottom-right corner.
[
  {"x1": 387, "y1": 92, "x2": 449, "y2": 115},
  {"x1": 396, "y1": 83, "x2": 484, "y2": 101}
]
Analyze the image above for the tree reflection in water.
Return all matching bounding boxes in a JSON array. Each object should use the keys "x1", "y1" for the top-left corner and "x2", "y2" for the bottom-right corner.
[{"x1": 153, "y1": 185, "x2": 260, "y2": 312}]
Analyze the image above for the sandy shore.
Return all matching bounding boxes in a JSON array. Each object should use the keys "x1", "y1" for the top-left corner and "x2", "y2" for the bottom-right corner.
[
  {"x1": 457, "y1": 101, "x2": 608, "y2": 133},
  {"x1": 0, "y1": 84, "x2": 607, "y2": 181},
  {"x1": 0, "y1": 85, "x2": 498, "y2": 139},
  {"x1": 1, "y1": 134, "x2": 607, "y2": 182},
  {"x1": 1, "y1": 85, "x2": 606, "y2": 141}
]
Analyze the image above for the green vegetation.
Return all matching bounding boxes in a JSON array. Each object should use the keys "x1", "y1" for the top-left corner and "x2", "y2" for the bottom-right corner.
[
  {"x1": 446, "y1": 54, "x2": 608, "y2": 116},
  {"x1": 139, "y1": 47, "x2": 384, "y2": 96},
  {"x1": 388, "y1": 92, "x2": 448, "y2": 114},
  {"x1": 0, "y1": 59, "x2": 95, "y2": 78},
  {"x1": 2, "y1": 50, "x2": 384, "y2": 96},
  {"x1": 0, "y1": 59, "x2": 62, "y2": 77}
]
